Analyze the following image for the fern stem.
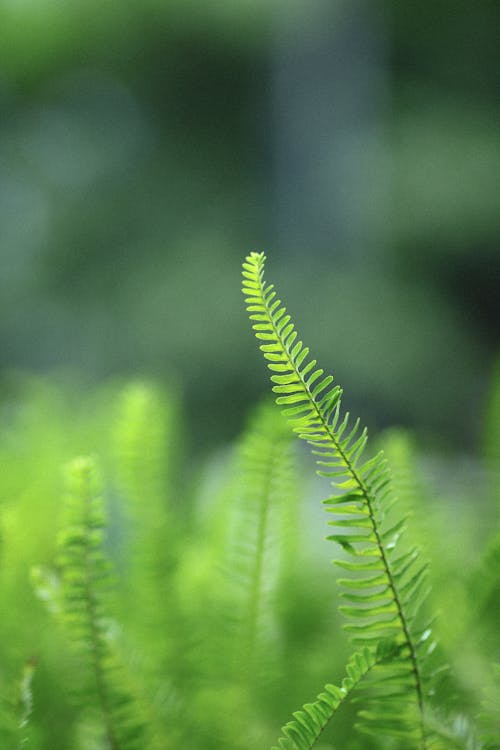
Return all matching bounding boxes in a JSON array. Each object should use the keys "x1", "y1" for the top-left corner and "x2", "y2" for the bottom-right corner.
[{"x1": 253, "y1": 260, "x2": 427, "y2": 749}]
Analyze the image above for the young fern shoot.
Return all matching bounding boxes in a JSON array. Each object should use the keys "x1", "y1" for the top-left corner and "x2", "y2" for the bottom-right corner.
[{"x1": 242, "y1": 252, "x2": 437, "y2": 748}]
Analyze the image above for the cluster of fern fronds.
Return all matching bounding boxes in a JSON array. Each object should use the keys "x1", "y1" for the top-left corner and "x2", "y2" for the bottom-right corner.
[{"x1": 0, "y1": 255, "x2": 498, "y2": 749}]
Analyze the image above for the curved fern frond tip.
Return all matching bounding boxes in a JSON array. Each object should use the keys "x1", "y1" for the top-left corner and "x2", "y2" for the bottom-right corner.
[
  {"x1": 242, "y1": 252, "x2": 434, "y2": 748},
  {"x1": 242, "y1": 252, "x2": 343, "y2": 442}
]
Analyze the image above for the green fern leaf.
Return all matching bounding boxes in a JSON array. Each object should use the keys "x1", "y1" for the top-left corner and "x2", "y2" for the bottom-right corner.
[
  {"x1": 221, "y1": 401, "x2": 297, "y2": 680},
  {"x1": 57, "y1": 456, "x2": 146, "y2": 750},
  {"x1": 112, "y1": 381, "x2": 182, "y2": 676},
  {"x1": 271, "y1": 644, "x2": 398, "y2": 750},
  {"x1": 243, "y1": 252, "x2": 436, "y2": 747},
  {"x1": 175, "y1": 402, "x2": 300, "y2": 749}
]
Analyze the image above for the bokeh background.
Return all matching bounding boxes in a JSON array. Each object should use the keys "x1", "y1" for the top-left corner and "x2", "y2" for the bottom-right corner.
[
  {"x1": 1, "y1": 4, "x2": 500, "y2": 747},
  {"x1": 1, "y1": 0, "x2": 499, "y2": 448}
]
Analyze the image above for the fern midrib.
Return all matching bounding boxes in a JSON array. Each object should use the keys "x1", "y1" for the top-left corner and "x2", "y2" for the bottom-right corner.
[
  {"x1": 80, "y1": 472, "x2": 121, "y2": 750},
  {"x1": 255, "y1": 263, "x2": 427, "y2": 747}
]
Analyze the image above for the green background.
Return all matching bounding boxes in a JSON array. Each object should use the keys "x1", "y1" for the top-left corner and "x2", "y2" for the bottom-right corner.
[{"x1": 1, "y1": 0, "x2": 499, "y2": 448}]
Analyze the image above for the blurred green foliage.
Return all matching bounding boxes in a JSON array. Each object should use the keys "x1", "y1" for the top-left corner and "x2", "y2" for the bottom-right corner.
[{"x1": 0, "y1": 363, "x2": 498, "y2": 748}]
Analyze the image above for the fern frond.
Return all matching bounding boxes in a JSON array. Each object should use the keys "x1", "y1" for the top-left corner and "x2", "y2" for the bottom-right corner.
[
  {"x1": 113, "y1": 381, "x2": 176, "y2": 517},
  {"x1": 57, "y1": 456, "x2": 145, "y2": 750},
  {"x1": 243, "y1": 252, "x2": 435, "y2": 747},
  {"x1": 221, "y1": 401, "x2": 296, "y2": 680},
  {"x1": 271, "y1": 645, "x2": 387, "y2": 750},
  {"x1": 112, "y1": 381, "x2": 181, "y2": 655},
  {"x1": 183, "y1": 403, "x2": 300, "y2": 749}
]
